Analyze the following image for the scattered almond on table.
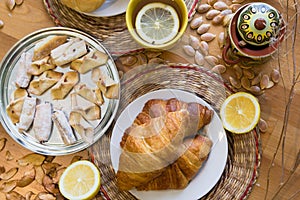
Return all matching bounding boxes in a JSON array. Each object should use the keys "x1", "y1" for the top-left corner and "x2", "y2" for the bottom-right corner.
[
  {"x1": 0, "y1": 137, "x2": 89, "y2": 199},
  {"x1": 183, "y1": 0, "x2": 282, "y2": 135},
  {"x1": 184, "y1": 0, "x2": 281, "y2": 96},
  {"x1": 0, "y1": 20, "x2": 4, "y2": 29}
]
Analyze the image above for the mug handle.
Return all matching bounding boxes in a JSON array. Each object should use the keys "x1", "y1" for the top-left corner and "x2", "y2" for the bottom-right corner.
[{"x1": 222, "y1": 36, "x2": 240, "y2": 65}]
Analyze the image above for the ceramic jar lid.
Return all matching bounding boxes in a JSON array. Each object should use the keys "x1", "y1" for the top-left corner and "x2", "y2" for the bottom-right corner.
[{"x1": 237, "y1": 2, "x2": 281, "y2": 46}]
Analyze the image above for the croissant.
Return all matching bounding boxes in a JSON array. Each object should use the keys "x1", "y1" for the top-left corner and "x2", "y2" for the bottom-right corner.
[
  {"x1": 116, "y1": 98, "x2": 213, "y2": 191},
  {"x1": 136, "y1": 134, "x2": 213, "y2": 190}
]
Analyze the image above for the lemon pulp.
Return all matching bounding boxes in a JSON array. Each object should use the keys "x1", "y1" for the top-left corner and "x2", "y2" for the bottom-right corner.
[
  {"x1": 220, "y1": 92, "x2": 260, "y2": 134},
  {"x1": 59, "y1": 160, "x2": 101, "y2": 200},
  {"x1": 135, "y1": 2, "x2": 180, "y2": 45}
]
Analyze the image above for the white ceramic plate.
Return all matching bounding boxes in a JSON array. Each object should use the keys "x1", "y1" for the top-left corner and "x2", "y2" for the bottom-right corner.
[
  {"x1": 110, "y1": 89, "x2": 228, "y2": 200},
  {"x1": 82, "y1": 0, "x2": 130, "y2": 17}
]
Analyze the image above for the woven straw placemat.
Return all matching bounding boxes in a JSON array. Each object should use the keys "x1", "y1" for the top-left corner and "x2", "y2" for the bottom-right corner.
[
  {"x1": 43, "y1": 1, "x2": 261, "y2": 199},
  {"x1": 89, "y1": 64, "x2": 261, "y2": 200},
  {"x1": 43, "y1": 0, "x2": 199, "y2": 54}
]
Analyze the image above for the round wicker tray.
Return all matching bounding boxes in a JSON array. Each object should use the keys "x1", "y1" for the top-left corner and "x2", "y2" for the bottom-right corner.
[
  {"x1": 89, "y1": 64, "x2": 261, "y2": 200},
  {"x1": 42, "y1": 1, "x2": 261, "y2": 199}
]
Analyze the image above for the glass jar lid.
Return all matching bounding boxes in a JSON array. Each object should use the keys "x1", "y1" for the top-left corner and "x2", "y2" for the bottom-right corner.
[{"x1": 237, "y1": 3, "x2": 281, "y2": 46}]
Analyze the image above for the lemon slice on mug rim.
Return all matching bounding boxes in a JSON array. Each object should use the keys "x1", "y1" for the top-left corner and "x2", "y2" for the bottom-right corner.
[
  {"x1": 59, "y1": 160, "x2": 101, "y2": 200},
  {"x1": 220, "y1": 92, "x2": 260, "y2": 134},
  {"x1": 135, "y1": 2, "x2": 180, "y2": 45}
]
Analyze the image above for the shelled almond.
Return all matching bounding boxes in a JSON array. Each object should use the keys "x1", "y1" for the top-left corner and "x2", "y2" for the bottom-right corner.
[{"x1": 186, "y1": 0, "x2": 281, "y2": 96}]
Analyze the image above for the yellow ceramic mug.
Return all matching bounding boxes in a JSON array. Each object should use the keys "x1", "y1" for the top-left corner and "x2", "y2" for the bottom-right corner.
[{"x1": 126, "y1": 0, "x2": 188, "y2": 50}]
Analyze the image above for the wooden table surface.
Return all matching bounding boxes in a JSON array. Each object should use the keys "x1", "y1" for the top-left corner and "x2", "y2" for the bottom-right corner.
[{"x1": 0, "y1": 0, "x2": 299, "y2": 200}]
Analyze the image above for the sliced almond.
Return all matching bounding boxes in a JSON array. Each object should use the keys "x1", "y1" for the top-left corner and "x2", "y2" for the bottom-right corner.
[
  {"x1": 0, "y1": 167, "x2": 18, "y2": 180},
  {"x1": 36, "y1": 192, "x2": 56, "y2": 200},
  {"x1": 0, "y1": 166, "x2": 5, "y2": 174},
  {"x1": 15, "y1": 0, "x2": 23, "y2": 5},
  {"x1": 70, "y1": 155, "x2": 83, "y2": 164},
  {"x1": 52, "y1": 167, "x2": 66, "y2": 184},
  {"x1": 42, "y1": 175, "x2": 59, "y2": 194},
  {"x1": 34, "y1": 165, "x2": 45, "y2": 185},
  {"x1": 0, "y1": 138, "x2": 7, "y2": 152},
  {"x1": 17, "y1": 153, "x2": 46, "y2": 166},
  {"x1": 42, "y1": 162, "x2": 61, "y2": 177},
  {"x1": 6, "y1": 191, "x2": 26, "y2": 200},
  {"x1": 0, "y1": 180, "x2": 17, "y2": 193},
  {"x1": 44, "y1": 156, "x2": 55, "y2": 163},
  {"x1": 25, "y1": 191, "x2": 34, "y2": 200},
  {"x1": 5, "y1": 150, "x2": 14, "y2": 161},
  {"x1": 17, "y1": 167, "x2": 35, "y2": 187}
]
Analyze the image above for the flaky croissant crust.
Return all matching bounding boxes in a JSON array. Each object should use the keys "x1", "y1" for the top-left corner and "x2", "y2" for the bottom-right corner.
[{"x1": 116, "y1": 98, "x2": 213, "y2": 191}]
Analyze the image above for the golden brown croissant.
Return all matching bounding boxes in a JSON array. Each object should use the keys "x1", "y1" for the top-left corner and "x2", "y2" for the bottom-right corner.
[
  {"x1": 136, "y1": 134, "x2": 213, "y2": 190},
  {"x1": 116, "y1": 98, "x2": 213, "y2": 191}
]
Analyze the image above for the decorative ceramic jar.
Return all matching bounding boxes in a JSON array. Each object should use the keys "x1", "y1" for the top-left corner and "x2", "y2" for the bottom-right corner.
[{"x1": 222, "y1": 2, "x2": 286, "y2": 65}]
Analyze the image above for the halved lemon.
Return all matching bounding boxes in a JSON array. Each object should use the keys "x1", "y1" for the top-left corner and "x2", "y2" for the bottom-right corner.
[
  {"x1": 220, "y1": 92, "x2": 260, "y2": 134},
  {"x1": 135, "y1": 2, "x2": 180, "y2": 45},
  {"x1": 59, "y1": 160, "x2": 101, "y2": 200}
]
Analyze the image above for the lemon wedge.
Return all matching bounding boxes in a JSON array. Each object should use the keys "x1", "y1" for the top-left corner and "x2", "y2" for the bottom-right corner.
[
  {"x1": 220, "y1": 92, "x2": 260, "y2": 134},
  {"x1": 135, "y1": 2, "x2": 180, "y2": 45},
  {"x1": 59, "y1": 160, "x2": 101, "y2": 200}
]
